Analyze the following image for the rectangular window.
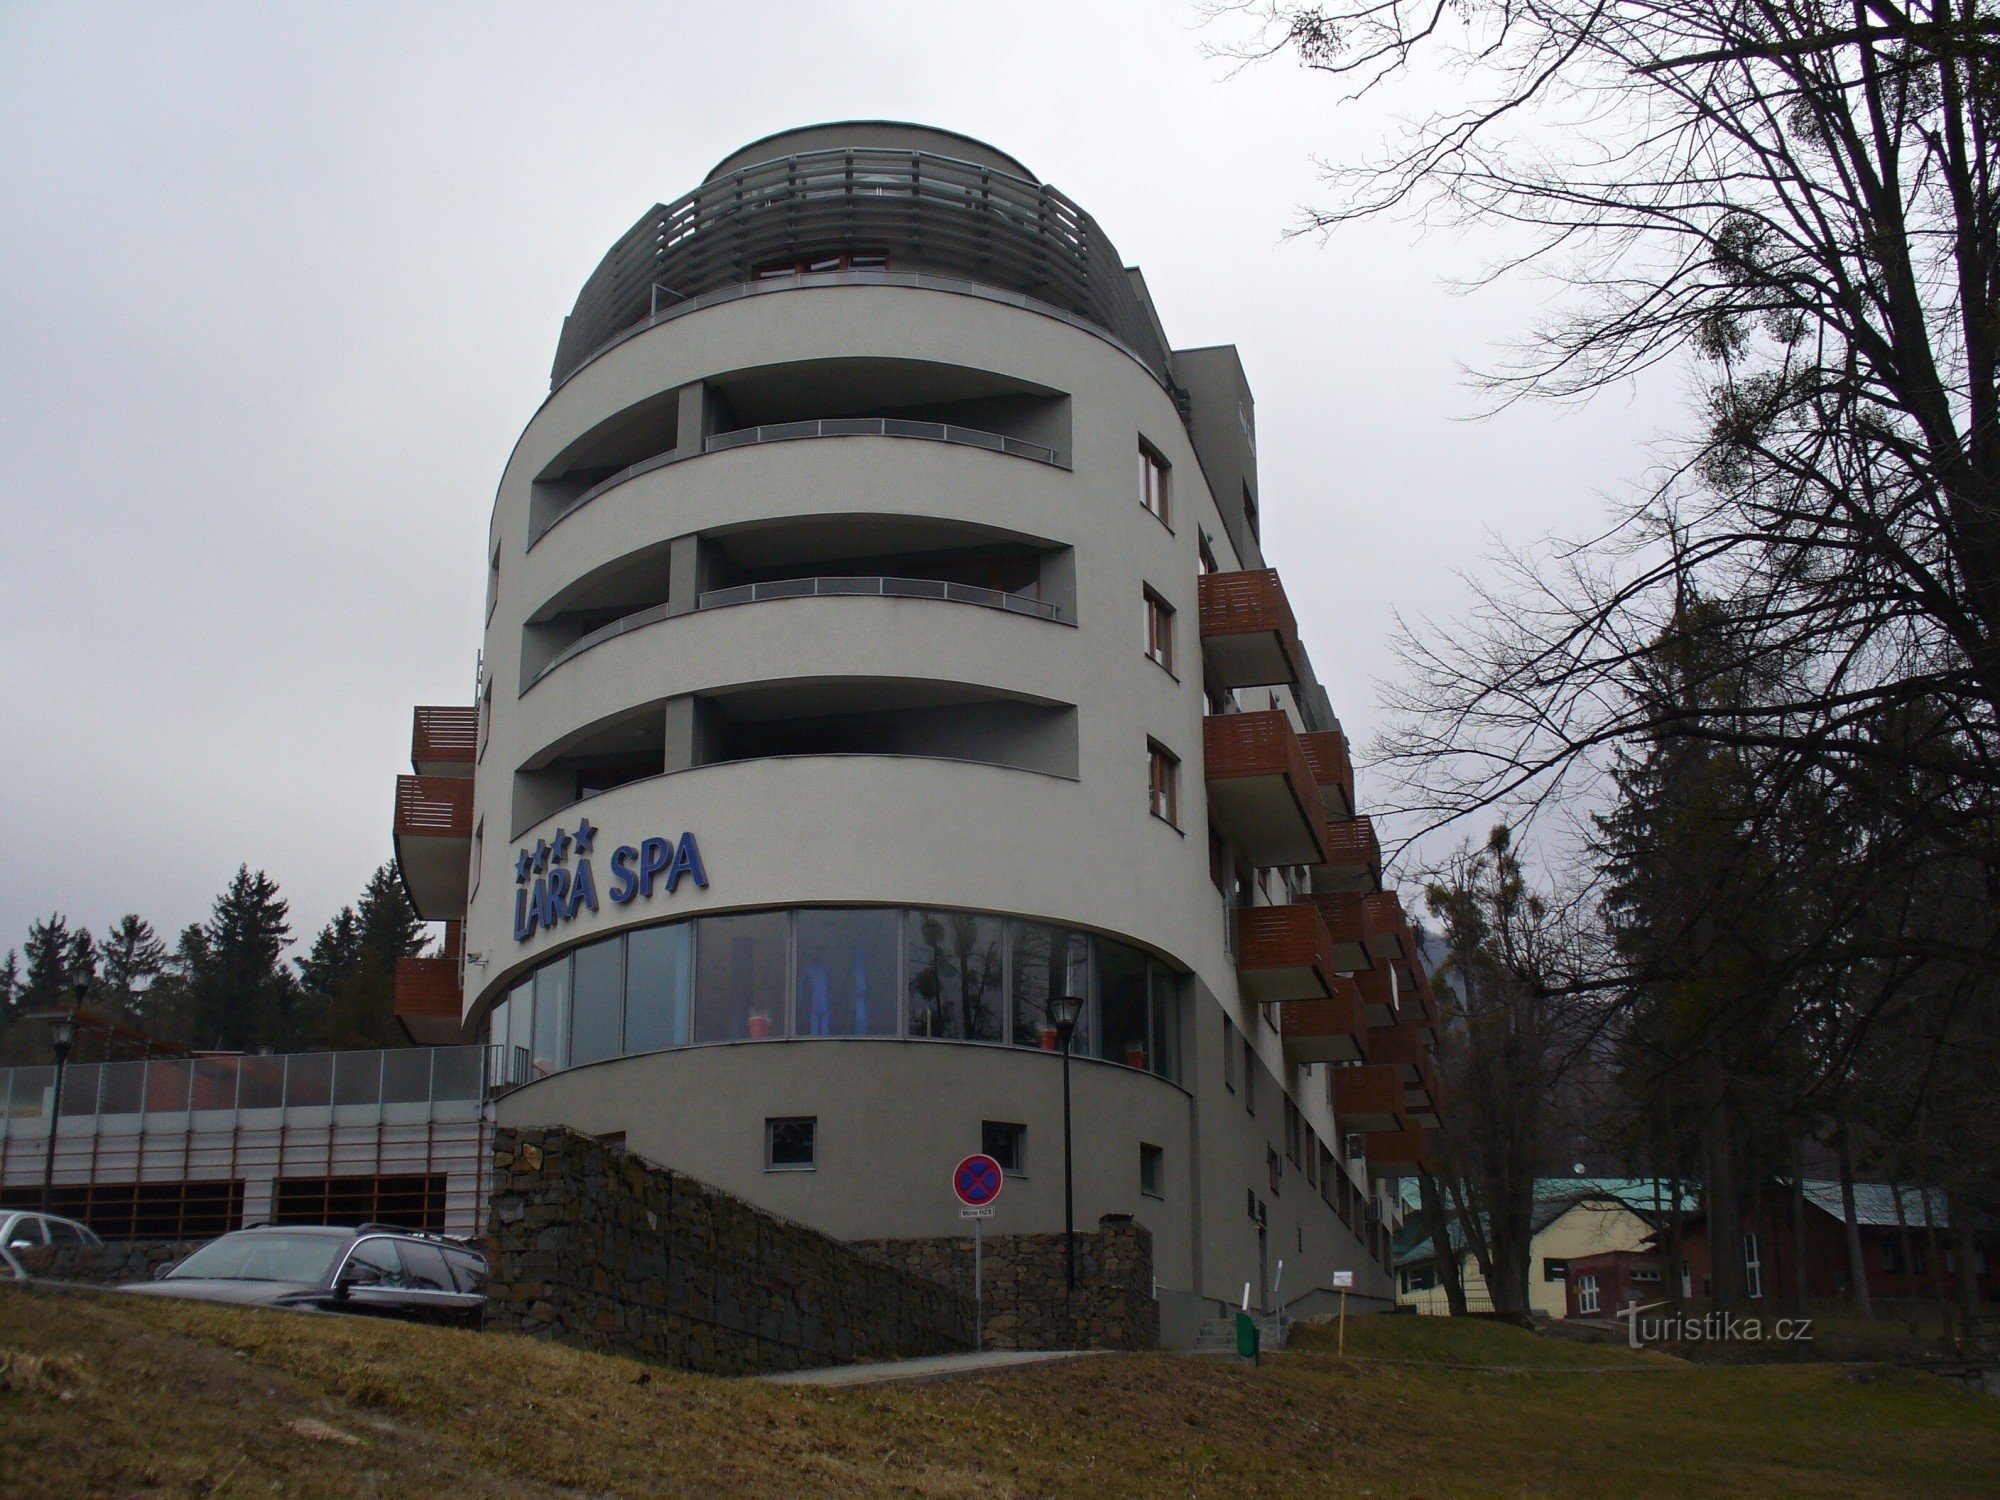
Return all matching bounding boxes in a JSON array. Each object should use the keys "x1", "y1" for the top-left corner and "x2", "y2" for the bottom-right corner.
[
  {"x1": 906, "y1": 910, "x2": 1005, "y2": 1041},
  {"x1": 1140, "y1": 442, "x2": 1171, "y2": 526},
  {"x1": 532, "y1": 956, "x2": 571, "y2": 1077},
  {"x1": 1305, "y1": 1132, "x2": 1319, "y2": 1188},
  {"x1": 765, "y1": 1117, "x2": 816, "y2": 1171},
  {"x1": 1577, "y1": 1273, "x2": 1600, "y2": 1315},
  {"x1": 693, "y1": 911, "x2": 788, "y2": 1042},
  {"x1": 1544, "y1": 1258, "x2": 1569, "y2": 1283},
  {"x1": 1143, "y1": 588, "x2": 1175, "y2": 672},
  {"x1": 1148, "y1": 963, "x2": 1181, "y2": 1084},
  {"x1": 1148, "y1": 742, "x2": 1179, "y2": 827},
  {"x1": 568, "y1": 935, "x2": 624, "y2": 1067},
  {"x1": 983, "y1": 1120, "x2": 1026, "y2": 1174},
  {"x1": 1243, "y1": 1037, "x2": 1257, "y2": 1115},
  {"x1": 1284, "y1": 1097, "x2": 1302, "y2": 1166},
  {"x1": 795, "y1": 908, "x2": 900, "y2": 1037},
  {"x1": 1098, "y1": 940, "x2": 1150, "y2": 1069},
  {"x1": 1198, "y1": 533, "x2": 1219, "y2": 576},
  {"x1": 486, "y1": 543, "x2": 501, "y2": 624},
  {"x1": 1010, "y1": 921, "x2": 1091, "y2": 1052},
  {"x1": 470, "y1": 819, "x2": 484, "y2": 902},
  {"x1": 1242, "y1": 480, "x2": 1259, "y2": 541},
  {"x1": 624, "y1": 922, "x2": 692, "y2": 1052},
  {"x1": 1743, "y1": 1231, "x2": 1763, "y2": 1300},
  {"x1": 1222, "y1": 1016, "x2": 1237, "y2": 1092},
  {"x1": 1267, "y1": 1147, "x2": 1282, "y2": 1196},
  {"x1": 1140, "y1": 1142, "x2": 1164, "y2": 1198}
]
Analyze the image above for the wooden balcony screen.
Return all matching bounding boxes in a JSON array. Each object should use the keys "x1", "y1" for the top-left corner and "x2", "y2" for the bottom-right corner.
[
  {"x1": 1297, "y1": 729, "x2": 1355, "y2": 818},
  {"x1": 1361, "y1": 891, "x2": 1413, "y2": 960},
  {"x1": 412, "y1": 706, "x2": 478, "y2": 770},
  {"x1": 393, "y1": 957, "x2": 462, "y2": 1020},
  {"x1": 1365, "y1": 1127, "x2": 1431, "y2": 1173},
  {"x1": 1235, "y1": 903, "x2": 1339, "y2": 996},
  {"x1": 1332, "y1": 1062, "x2": 1406, "y2": 1129},
  {"x1": 1197, "y1": 569, "x2": 1303, "y2": 687},
  {"x1": 1312, "y1": 814, "x2": 1381, "y2": 891},
  {"x1": 1203, "y1": 711, "x2": 1328, "y2": 866},
  {"x1": 1308, "y1": 893, "x2": 1378, "y2": 970},
  {"x1": 393, "y1": 775, "x2": 475, "y2": 840}
]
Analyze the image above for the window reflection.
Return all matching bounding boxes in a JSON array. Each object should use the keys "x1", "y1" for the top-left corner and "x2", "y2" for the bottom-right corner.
[
  {"x1": 570, "y1": 937, "x2": 624, "y2": 1066},
  {"x1": 533, "y1": 958, "x2": 570, "y2": 1077},
  {"x1": 796, "y1": 909, "x2": 898, "y2": 1037},
  {"x1": 906, "y1": 910, "x2": 1003, "y2": 1041},
  {"x1": 694, "y1": 911, "x2": 788, "y2": 1041},
  {"x1": 1010, "y1": 922, "x2": 1092, "y2": 1055},
  {"x1": 625, "y1": 924, "x2": 691, "y2": 1051},
  {"x1": 1098, "y1": 941, "x2": 1149, "y2": 1069}
]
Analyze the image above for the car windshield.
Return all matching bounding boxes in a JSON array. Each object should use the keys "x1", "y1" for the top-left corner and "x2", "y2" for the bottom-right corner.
[{"x1": 168, "y1": 1232, "x2": 347, "y2": 1284}]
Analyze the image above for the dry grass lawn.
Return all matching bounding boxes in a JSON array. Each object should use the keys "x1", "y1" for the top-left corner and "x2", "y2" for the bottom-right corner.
[{"x1": 3, "y1": 1281, "x2": 1996, "y2": 1497}]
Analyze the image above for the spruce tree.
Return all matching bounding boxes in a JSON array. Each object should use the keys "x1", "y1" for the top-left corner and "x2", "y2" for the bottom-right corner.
[{"x1": 186, "y1": 867, "x2": 297, "y2": 1050}]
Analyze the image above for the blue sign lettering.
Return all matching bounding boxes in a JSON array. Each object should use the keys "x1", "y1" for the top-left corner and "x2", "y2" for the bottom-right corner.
[{"x1": 512, "y1": 818, "x2": 703, "y2": 942}]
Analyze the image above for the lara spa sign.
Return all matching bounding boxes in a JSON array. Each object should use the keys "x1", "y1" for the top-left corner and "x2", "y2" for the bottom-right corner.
[{"x1": 512, "y1": 817, "x2": 708, "y2": 942}]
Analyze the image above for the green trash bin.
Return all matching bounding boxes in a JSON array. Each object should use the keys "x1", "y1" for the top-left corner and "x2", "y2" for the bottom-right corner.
[{"x1": 1235, "y1": 1311, "x2": 1261, "y2": 1363}]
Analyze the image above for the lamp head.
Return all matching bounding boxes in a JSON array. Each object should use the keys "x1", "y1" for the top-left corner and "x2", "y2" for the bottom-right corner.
[{"x1": 48, "y1": 1013, "x2": 77, "y2": 1053}]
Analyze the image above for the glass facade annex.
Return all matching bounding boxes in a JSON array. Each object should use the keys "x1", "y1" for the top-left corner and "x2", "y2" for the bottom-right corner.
[{"x1": 487, "y1": 906, "x2": 1184, "y2": 1086}]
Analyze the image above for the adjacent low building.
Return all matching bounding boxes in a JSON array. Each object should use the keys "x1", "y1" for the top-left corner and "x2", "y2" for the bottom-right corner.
[{"x1": 392, "y1": 121, "x2": 1446, "y2": 1340}]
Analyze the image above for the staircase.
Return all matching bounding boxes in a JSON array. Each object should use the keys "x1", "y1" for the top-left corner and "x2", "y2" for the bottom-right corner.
[{"x1": 1191, "y1": 1314, "x2": 1284, "y2": 1356}]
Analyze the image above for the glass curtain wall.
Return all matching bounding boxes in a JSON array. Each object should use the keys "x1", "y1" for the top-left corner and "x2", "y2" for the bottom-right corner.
[{"x1": 483, "y1": 907, "x2": 1183, "y2": 1085}]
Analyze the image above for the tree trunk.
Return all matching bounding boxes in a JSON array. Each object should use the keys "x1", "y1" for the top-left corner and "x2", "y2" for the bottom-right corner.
[
  {"x1": 1920, "y1": 1188, "x2": 1954, "y2": 1343},
  {"x1": 1666, "y1": 1172, "x2": 1687, "y2": 1314},
  {"x1": 1948, "y1": 1191, "x2": 1988, "y2": 1354},
  {"x1": 1834, "y1": 1118, "x2": 1873, "y2": 1322},
  {"x1": 1419, "y1": 1170, "x2": 1469, "y2": 1317},
  {"x1": 1705, "y1": 1102, "x2": 1741, "y2": 1311}
]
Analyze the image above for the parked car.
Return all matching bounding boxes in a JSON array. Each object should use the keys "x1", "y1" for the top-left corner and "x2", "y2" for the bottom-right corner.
[
  {"x1": 1, "y1": 1210, "x2": 103, "y2": 1255},
  {"x1": 119, "y1": 1224, "x2": 486, "y2": 1328}
]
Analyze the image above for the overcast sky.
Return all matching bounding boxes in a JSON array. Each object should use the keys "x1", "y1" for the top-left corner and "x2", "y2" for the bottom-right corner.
[{"x1": 0, "y1": 1, "x2": 1681, "y2": 960}]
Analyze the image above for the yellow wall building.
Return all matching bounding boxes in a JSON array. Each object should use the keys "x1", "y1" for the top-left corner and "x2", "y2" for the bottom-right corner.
[{"x1": 1397, "y1": 1192, "x2": 1659, "y2": 1318}]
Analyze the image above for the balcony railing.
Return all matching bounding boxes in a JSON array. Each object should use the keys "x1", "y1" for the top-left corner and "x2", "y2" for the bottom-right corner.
[
  {"x1": 1362, "y1": 891, "x2": 1414, "y2": 963},
  {"x1": 1204, "y1": 711, "x2": 1327, "y2": 868},
  {"x1": 1332, "y1": 1062, "x2": 1406, "y2": 1133},
  {"x1": 1364, "y1": 1126, "x2": 1431, "y2": 1176},
  {"x1": 394, "y1": 775, "x2": 474, "y2": 839},
  {"x1": 394, "y1": 957, "x2": 464, "y2": 1047},
  {"x1": 1307, "y1": 893, "x2": 1377, "y2": 973},
  {"x1": 411, "y1": 706, "x2": 477, "y2": 775},
  {"x1": 698, "y1": 574, "x2": 1060, "y2": 618},
  {"x1": 1354, "y1": 966, "x2": 1399, "y2": 1028},
  {"x1": 1312, "y1": 814, "x2": 1381, "y2": 893},
  {"x1": 1235, "y1": 902, "x2": 1340, "y2": 1005},
  {"x1": 1279, "y1": 984, "x2": 1368, "y2": 1065},
  {"x1": 1298, "y1": 729, "x2": 1355, "y2": 819},
  {"x1": 705, "y1": 417, "x2": 1057, "y2": 466},
  {"x1": 1198, "y1": 570, "x2": 1304, "y2": 690},
  {"x1": 0, "y1": 1045, "x2": 493, "y2": 1124}
]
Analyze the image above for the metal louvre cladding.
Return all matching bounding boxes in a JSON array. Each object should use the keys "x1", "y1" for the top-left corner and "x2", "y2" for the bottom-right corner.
[{"x1": 551, "y1": 148, "x2": 1170, "y2": 386}]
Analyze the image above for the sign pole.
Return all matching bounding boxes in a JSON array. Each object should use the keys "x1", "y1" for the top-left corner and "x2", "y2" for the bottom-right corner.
[
  {"x1": 1340, "y1": 1288, "x2": 1348, "y2": 1356},
  {"x1": 952, "y1": 1152, "x2": 1005, "y2": 1352},
  {"x1": 974, "y1": 1214, "x2": 984, "y2": 1349}
]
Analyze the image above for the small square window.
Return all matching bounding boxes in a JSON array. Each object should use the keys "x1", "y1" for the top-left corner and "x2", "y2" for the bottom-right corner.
[
  {"x1": 1149, "y1": 742, "x2": 1180, "y2": 827},
  {"x1": 1198, "y1": 533, "x2": 1218, "y2": 576},
  {"x1": 982, "y1": 1120, "x2": 1025, "y2": 1174},
  {"x1": 1143, "y1": 588, "x2": 1176, "y2": 673},
  {"x1": 1544, "y1": 1258, "x2": 1569, "y2": 1283},
  {"x1": 1140, "y1": 442, "x2": 1171, "y2": 527},
  {"x1": 765, "y1": 1117, "x2": 816, "y2": 1170},
  {"x1": 1140, "y1": 1142, "x2": 1164, "y2": 1198},
  {"x1": 1267, "y1": 1146, "x2": 1282, "y2": 1196}
]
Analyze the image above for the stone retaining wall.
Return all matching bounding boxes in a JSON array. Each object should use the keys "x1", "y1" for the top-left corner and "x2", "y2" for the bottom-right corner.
[
  {"x1": 852, "y1": 1218, "x2": 1158, "y2": 1351},
  {"x1": 13, "y1": 1240, "x2": 195, "y2": 1285},
  {"x1": 484, "y1": 1126, "x2": 976, "y2": 1374}
]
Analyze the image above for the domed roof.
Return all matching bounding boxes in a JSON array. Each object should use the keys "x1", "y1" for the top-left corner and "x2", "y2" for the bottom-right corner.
[{"x1": 706, "y1": 122, "x2": 1036, "y2": 183}]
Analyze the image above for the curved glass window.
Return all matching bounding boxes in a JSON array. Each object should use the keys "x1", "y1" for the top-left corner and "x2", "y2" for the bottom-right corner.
[{"x1": 487, "y1": 906, "x2": 1183, "y2": 1085}]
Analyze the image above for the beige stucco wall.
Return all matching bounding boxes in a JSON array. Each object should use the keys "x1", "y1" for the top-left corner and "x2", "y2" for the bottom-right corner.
[{"x1": 1401, "y1": 1200, "x2": 1657, "y2": 1317}]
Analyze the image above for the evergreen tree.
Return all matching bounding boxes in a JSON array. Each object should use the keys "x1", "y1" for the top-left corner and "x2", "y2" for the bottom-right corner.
[
  {"x1": 184, "y1": 867, "x2": 297, "y2": 1050},
  {"x1": 300, "y1": 863, "x2": 431, "y2": 1049},
  {"x1": 99, "y1": 914, "x2": 168, "y2": 1025}
]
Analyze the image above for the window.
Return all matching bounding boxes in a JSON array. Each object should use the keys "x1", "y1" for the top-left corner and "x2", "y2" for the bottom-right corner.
[
  {"x1": 624, "y1": 923, "x2": 692, "y2": 1052},
  {"x1": 1576, "y1": 1272, "x2": 1600, "y2": 1315},
  {"x1": 694, "y1": 911, "x2": 788, "y2": 1042},
  {"x1": 1243, "y1": 1036, "x2": 1257, "y2": 1115},
  {"x1": 1544, "y1": 1258, "x2": 1569, "y2": 1282},
  {"x1": 1149, "y1": 742, "x2": 1180, "y2": 826},
  {"x1": 344, "y1": 1237, "x2": 407, "y2": 1289},
  {"x1": 795, "y1": 908, "x2": 900, "y2": 1037},
  {"x1": 1223, "y1": 1017, "x2": 1237, "y2": 1093},
  {"x1": 983, "y1": 1121, "x2": 1026, "y2": 1174},
  {"x1": 1140, "y1": 442, "x2": 1171, "y2": 526},
  {"x1": 396, "y1": 1239, "x2": 454, "y2": 1292},
  {"x1": 754, "y1": 250, "x2": 888, "y2": 279},
  {"x1": 568, "y1": 935, "x2": 624, "y2": 1067},
  {"x1": 1305, "y1": 1132, "x2": 1320, "y2": 1188},
  {"x1": 1743, "y1": 1231, "x2": 1763, "y2": 1299},
  {"x1": 1283, "y1": 1097, "x2": 1302, "y2": 1166},
  {"x1": 1682, "y1": 1259, "x2": 1692, "y2": 1298},
  {"x1": 907, "y1": 910, "x2": 1005, "y2": 1041},
  {"x1": 532, "y1": 957, "x2": 570, "y2": 1077},
  {"x1": 1267, "y1": 1147, "x2": 1283, "y2": 1196},
  {"x1": 1140, "y1": 1143, "x2": 1164, "y2": 1198},
  {"x1": 272, "y1": 1174, "x2": 447, "y2": 1233},
  {"x1": 470, "y1": 818, "x2": 484, "y2": 902},
  {"x1": 1099, "y1": 940, "x2": 1150, "y2": 1069},
  {"x1": 1010, "y1": 922, "x2": 1090, "y2": 1052},
  {"x1": 1242, "y1": 481, "x2": 1259, "y2": 541},
  {"x1": 1198, "y1": 533, "x2": 1219, "y2": 576},
  {"x1": 486, "y1": 542, "x2": 501, "y2": 624},
  {"x1": 765, "y1": 1117, "x2": 817, "y2": 1170},
  {"x1": 1143, "y1": 588, "x2": 1175, "y2": 672}
]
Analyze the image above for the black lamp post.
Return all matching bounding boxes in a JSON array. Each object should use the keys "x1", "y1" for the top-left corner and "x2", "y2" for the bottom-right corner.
[
  {"x1": 40, "y1": 1000, "x2": 80, "y2": 1215},
  {"x1": 1054, "y1": 935, "x2": 1089, "y2": 1300}
]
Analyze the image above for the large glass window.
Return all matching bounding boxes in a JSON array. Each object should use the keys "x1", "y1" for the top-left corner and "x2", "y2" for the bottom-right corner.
[
  {"x1": 1098, "y1": 939, "x2": 1150, "y2": 1069},
  {"x1": 906, "y1": 910, "x2": 1004, "y2": 1041},
  {"x1": 1010, "y1": 922, "x2": 1091, "y2": 1054},
  {"x1": 570, "y1": 936, "x2": 625, "y2": 1066},
  {"x1": 795, "y1": 909, "x2": 899, "y2": 1037},
  {"x1": 507, "y1": 979, "x2": 534, "y2": 1059},
  {"x1": 625, "y1": 923, "x2": 692, "y2": 1052},
  {"x1": 533, "y1": 958, "x2": 570, "y2": 1077},
  {"x1": 694, "y1": 911, "x2": 788, "y2": 1042},
  {"x1": 1149, "y1": 962, "x2": 1182, "y2": 1083}
]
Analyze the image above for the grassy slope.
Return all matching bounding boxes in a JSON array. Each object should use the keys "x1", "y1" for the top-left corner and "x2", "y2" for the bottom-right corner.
[{"x1": 3, "y1": 1285, "x2": 1997, "y2": 1498}]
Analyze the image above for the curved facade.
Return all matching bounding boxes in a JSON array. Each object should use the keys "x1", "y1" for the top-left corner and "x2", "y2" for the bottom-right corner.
[{"x1": 392, "y1": 123, "x2": 1443, "y2": 1338}]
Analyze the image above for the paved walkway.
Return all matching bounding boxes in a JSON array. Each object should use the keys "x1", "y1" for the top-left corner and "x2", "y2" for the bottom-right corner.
[{"x1": 759, "y1": 1349, "x2": 1104, "y2": 1388}]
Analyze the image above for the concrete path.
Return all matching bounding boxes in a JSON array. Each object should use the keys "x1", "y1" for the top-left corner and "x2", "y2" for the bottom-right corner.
[{"x1": 759, "y1": 1349, "x2": 1104, "y2": 1388}]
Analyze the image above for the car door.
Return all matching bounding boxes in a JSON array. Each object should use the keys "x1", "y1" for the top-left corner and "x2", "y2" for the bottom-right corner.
[
  {"x1": 332, "y1": 1235, "x2": 410, "y2": 1318},
  {"x1": 393, "y1": 1239, "x2": 484, "y2": 1327},
  {"x1": 3, "y1": 1215, "x2": 46, "y2": 1254}
]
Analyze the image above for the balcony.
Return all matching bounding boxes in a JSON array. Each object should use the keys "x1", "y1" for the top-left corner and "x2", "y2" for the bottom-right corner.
[
  {"x1": 1298, "y1": 729, "x2": 1355, "y2": 819},
  {"x1": 1365, "y1": 1126, "x2": 1431, "y2": 1177},
  {"x1": 411, "y1": 706, "x2": 478, "y2": 777},
  {"x1": 1306, "y1": 894, "x2": 1377, "y2": 973},
  {"x1": 393, "y1": 775, "x2": 474, "y2": 921},
  {"x1": 1362, "y1": 891, "x2": 1414, "y2": 963},
  {"x1": 1332, "y1": 1062, "x2": 1406, "y2": 1132},
  {"x1": 1312, "y1": 814, "x2": 1381, "y2": 894},
  {"x1": 1204, "y1": 712, "x2": 1327, "y2": 868},
  {"x1": 1235, "y1": 902, "x2": 1340, "y2": 1006},
  {"x1": 1278, "y1": 982, "x2": 1367, "y2": 1064},
  {"x1": 705, "y1": 416, "x2": 1058, "y2": 467},
  {"x1": 697, "y1": 574, "x2": 1060, "y2": 620},
  {"x1": 393, "y1": 957, "x2": 464, "y2": 1047},
  {"x1": 1198, "y1": 570, "x2": 1303, "y2": 690},
  {"x1": 1354, "y1": 966, "x2": 1399, "y2": 1028},
  {"x1": 1365, "y1": 1023, "x2": 1442, "y2": 1125}
]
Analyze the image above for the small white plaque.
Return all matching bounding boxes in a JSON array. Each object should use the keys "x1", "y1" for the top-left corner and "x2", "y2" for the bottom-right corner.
[
  {"x1": 958, "y1": 1206, "x2": 995, "y2": 1219},
  {"x1": 1332, "y1": 1270, "x2": 1355, "y2": 1288}
]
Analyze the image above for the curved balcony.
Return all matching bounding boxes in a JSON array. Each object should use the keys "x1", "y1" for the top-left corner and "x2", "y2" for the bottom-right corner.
[
  {"x1": 1203, "y1": 712, "x2": 1327, "y2": 869},
  {"x1": 552, "y1": 149, "x2": 1170, "y2": 388},
  {"x1": 705, "y1": 416, "x2": 1057, "y2": 466},
  {"x1": 524, "y1": 576, "x2": 1063, "y2": 693},
  {"x1": 393, "y1": 775, "x2": 474, "y2": 921}
]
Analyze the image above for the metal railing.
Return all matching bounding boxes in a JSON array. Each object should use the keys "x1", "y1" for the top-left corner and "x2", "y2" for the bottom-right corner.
[
  {"x1": 697, "y1": 574, "x2": 1060, "y2": 619},
  {"x1": 704, "y1": 416, "x2": 1057, "y2": 466},
  {"x1": 0, "y1": 1045, "x2": 497, "y2": 1123}
]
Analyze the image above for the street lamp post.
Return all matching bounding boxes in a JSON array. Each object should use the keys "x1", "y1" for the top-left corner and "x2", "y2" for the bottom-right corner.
[
  {"x1": 40, "y1": 999, "x2": 81, "y2": 1215},
  {"x1": 1054, "y1": 936, "x2": 1089, "y2": 1301}
]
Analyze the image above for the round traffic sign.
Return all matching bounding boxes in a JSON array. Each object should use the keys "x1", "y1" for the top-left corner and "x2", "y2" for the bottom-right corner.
[{"x1": 953, "y1": 1153, "x2": 1005, "y2": 1208}]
